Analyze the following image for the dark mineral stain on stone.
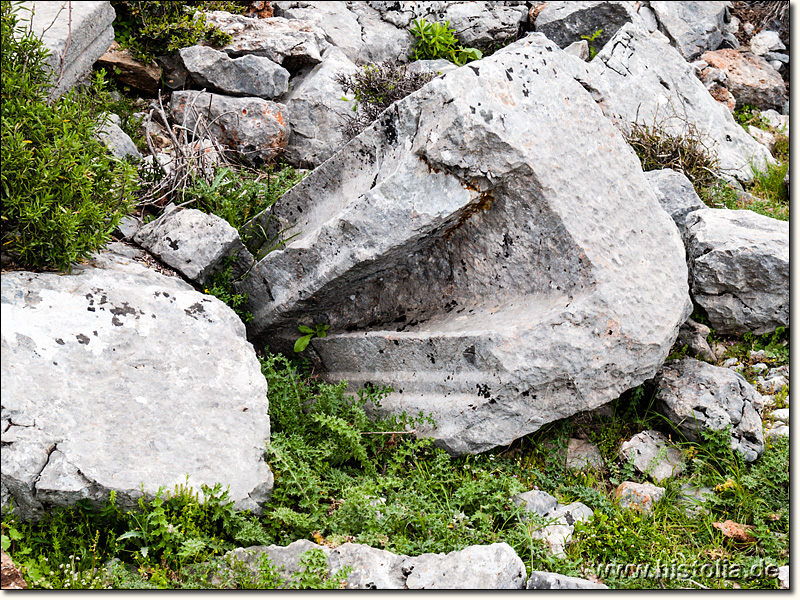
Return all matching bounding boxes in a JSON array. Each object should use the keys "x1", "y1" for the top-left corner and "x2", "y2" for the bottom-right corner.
[
  {"x1": 55, "y1": 338, "x2": 65, "y2": 345},
  {"x1": 75, "y1": 334, "x2": 90, "y2": 345}
]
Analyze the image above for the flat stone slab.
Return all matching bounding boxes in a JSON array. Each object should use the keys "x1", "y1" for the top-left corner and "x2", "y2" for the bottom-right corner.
[
  {"x1": 239, "y1": 32, "x2": 691, "y2": 455},
  {"x1": 1, "y1": 244, "x2": 272, "y2": 520}
]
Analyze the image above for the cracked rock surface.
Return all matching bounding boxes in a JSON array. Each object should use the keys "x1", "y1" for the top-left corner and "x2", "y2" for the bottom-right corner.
[
  {"x1": 1, "y1": 244, "x2": 272, "y2": 520},
  {"x1": 653, "y1": 358, "x2": 764, "y2": 462},
  {"x1": 239, "y1": 32, "x2": 691, "y2": 455}
]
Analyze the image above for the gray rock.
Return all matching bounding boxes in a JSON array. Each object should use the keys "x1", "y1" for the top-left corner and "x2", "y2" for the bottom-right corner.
[
  {"x1": 750, "y1": 30, "x2": 785, "y2": 56},
  {"x1": 548, "y1": 501, "x2": 593, "y2": 527},
  {"x1": 764, "y1": 52, "x2": 789, "y2": 65},
  {"x1": 678, "y1": 483, "x2": 712, "y2": 517},
  {"x1": 205, "y1": 12, "x2": 330, "y2": 69},
  {"x1": 654, "y1": 358, "x2": 765, "y2": 462},
  {"x1": 429, "y1": 1, "x2": 529, "y2": 50},
  {"x1": 15, "y1": 1, "x2": 115, "y2": 99},
  {"x1": 765, "y1": 424, "x2": 789, "y2": 439},
  {"x1": 678, "y1": 318, "x2": 716, "y2": 362},
  {"x1": 758, "y1": 374, "x2": 787, "y2": 395},
  {"x1": 239, "y1": 32, "x2": 691, "y2": 455},
  {"x1": 588, "y1": 24, "x2": 774, "y2": 182},
  {"x1": 649, "y1": 1, "x2": 727, "y2": 60},
  {"x1": 563, "y1": 39, "x2": 589, "y2": 61},
  {"x1": 527, "y1": 571, "x2": 608, "y2": 589},
  {"x1": 282, "y1": 46, "x2": 358, "y2": 168},
  {"x1": 343, "y1": 2, "x2": 412, "y2": 63},
  {"x1": 133, "y1": 208, "x2": 254, "y2": 285},
  {"x1": 615, "y1": 481, "x2": 665, "y2": 513},
  {"x1": 221, "y1": 540, "x2": 525, "y2": 589},
  {"x1": 1, "y1": 244, "x2": 272, "y2": 520},
  {"x1": 701, "y1": 49, "x2": 788, "y2": 112},
  {"x1": 534, "y1": 1, "x2": 641, "y2": 51},
  {"x1": 406, "y1": 59, "x2": 459, "y2": 77},
  {"x1": 274, "y1": 1, "x2": 365, "y2": 64},
  {"x1": 771, "y1": 408, "x2": 789, "y2": 423},
  {"x1": 638, "y1": 6, "x2": 658, "y2": 33},
  {"x1": 116, "y1": 215, "x2": 142, "y2": 241},
  {"x1": 619, "y1": 430, "x2": 684, "y2": 481},
  {"x1": 405, "y1": 543, "x2": 526, "y2": 589},
  {"x1": 170, "y1": 91, "x2": 290, "y2": 165},
  {"x1": 526, "y1": 501, "x2": 593, "y2": 556},
  {"x1": 512, "y1": 489, "x2": 559, "y2": 517},
  {"x1": 566, "y1": 438, "x2": 605, "y2": 470},
  {"x1": 684, "y1": 209, "x2": 789, "y2": 335},
  {"x1": 644, "y1": 169, "x2": 706, "y2": 236},
  {"x1": 179, "y1": 46, "x2": 289, "y2": 99},
  {"x1": 778, "y1": 565, "x2": 789, "y2": 589},
  {"x1": 96, "y1": 114, "x2": 141, "y2": 161}
]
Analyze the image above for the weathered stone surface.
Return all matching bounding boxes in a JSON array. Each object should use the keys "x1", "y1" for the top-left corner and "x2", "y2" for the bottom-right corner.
[
  {"x1": 778, "y1": 565, "x2": 789, "y2": 590},
  {"x1": 406, "y1": 59, "x2": 459, "y2": 77},
  {"x1": 1, "y1": 550, "x2": 28, "y2": 589},
  {"x1": 566, "y1": 438, "x2": 605, "y2": 470},
  {"x1": 527, "y1": 571, "x2": 608, "y2": 589},
  {"x1": 615, "y1": 481, "x2": 665, "y2": 513},
  {"x1": 274, "y1": 1, "x2": 365, "y2": 64},
  {"x1": 512, "y1": 489, "x2": 559, "y2": 517},
  {"x1": 530, "y1": 501, "x2": 594, "y2": 556},
  {"x1": 133, "y1": 208, "x2": 254, "y2": 285},
  {"x1": 701, "y1": 49, "x2": 788, "y2": 111},
  {"x1": 534, "y1": 1, "x2": 641, "y2": 51},
  {"x1": 170, "y1": 91, "x2": 290, "y2": 165},
  {"x1": 653, "y1": 358, "x2": 764, "y2": 462},
  {"x1": 588, "y1": 24, "x2": 773, "y2": 182},
  {"x1": 677, "y1": 318, "x2": 716, "y2": 362},
  {"x1": 343, "y1": 2, "x2": 412, "y2": 63},
  {"x1": 282, "y1": 46, "x2": 358, "y2": 168},
  {"x1": 405, "y1": 543, "x2": 525, "y2": 589},
  {"x1": 649, "y1": 1, "x2": 728, "y2": 60},
  {"x1": 749, "y1": 30, "x2": 785, "y2": 56},
  {"x1": 619, "y1": 430, "x2": 684, "y2": 481},
  {"x1": 1, "y1": 244, "x2": 272, "y2": 521},
  {"x1": 684, "y1": 209, "x2": 788, "y2": 335},
  {"x1": 677, "y1": 483, "x2": 712, "y2": 517},
  {"x1": 96, "y1": 41, "x2": 162, "y2": 96},
  {"x1": 179, "y1": 45, "x2": 289, "y2": 99},
  {"x1": 96, "y1": 113, "x2": 142, "y2": 161},
  {"x1": 563, "y1": 39, "x2": 589, "y2": 61},
  {"x1": 17, "y1": 1, "x2": 115, "y2": 99},
  {"x1": 221, "y1": 540, "x2": 525, "y2": 589},
  {"x1": 205, "y1": 12, "x2": 329, "y2": 69},
  {"x1": 239, "y1": 33, "x2": 691, "y2": 455},
  {"x1": 644, "y1": 169, "x2": 706, "y2": 236}
]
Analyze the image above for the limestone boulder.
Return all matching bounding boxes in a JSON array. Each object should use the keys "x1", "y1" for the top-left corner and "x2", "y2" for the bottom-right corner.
[
  {"x1": 615, "y1": 481, "x2": 665, "y2": 514},
  {"x1": 649, "y1": 1, "x2": 728, "y2": 60},
  {"x1": 684, "y1": 209, "x2": 788, "y2": 335},
  {"x1": 619, "y1": 430, "x2": 684, "y2": 481},
  {"x1": 133, "y1": 208, "x2": 254, "y2": 285},
  {"x1": 205, "y1": 12, "x2": 329, "y2": 69},
  {"x1": 179, "y1": 46, "x2": 289, "y2": 99},
  {"x1": 0, "y1": 244, "x2": 272, "y2": 521},
  {"x1": 587, "y1": 24, "x2": 773, "y2": 182},
  {"x1": 16, "y1": 1, "x2": 115, "y2": 99},
  {"x1": 282, "y1": 46, "x2": 358, "y2": 168},
  {"x1": 701, "y1": 49, "x2": 788, "y2": 112},
  {"x1": 170, "y1": 91, "x2": 290, "y2": 165},
  {"x1": 653, "y1": 358, "x2": 764, "y2": 462},
  {"x1": 527, "y1": 571, "x2": 608, "y2": 589},
  {"x1": 239, "y1": 32, "x2": 691, "y2": 455},
  {"x1": 273, "y1": 2, "x2": 365, "y2": 64},
  {"x1": 96, "y1": 113, "x2": 141, "y2": 161},
  {"x1": 534, "y1": 1, "x2": 642, "y2": 52}
]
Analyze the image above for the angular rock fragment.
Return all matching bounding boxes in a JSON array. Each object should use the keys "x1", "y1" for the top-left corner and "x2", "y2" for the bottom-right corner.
[
  {"x1": 619, "y1": 430, "x2": 684, "y2": 481},
  {"x1": 205, "y1": 12, "x2": 330, "y2": 69},
  {"x1": 615, "y1": 481, "x2": 665, "y2": 513},
  {"x1": 133, "y1": 208, "x2": 254, "y2": 285},
  {"x1": 749, "y1": 30, "x2": 785, "y2": 56},
  {"x1": 239, "y1": 32, "x2": 691, "y2": 455},
  {"x1": 96, "y1": 113, "x2": 142, "y2": 161},
  {"x1": 405, "y1": 543, "x2": 526, "y2": 589},
  {"x1": 701, "y1": 49, "x2": 788, "y2": 111},
  {"x1": 649, "y1": 1, "x2": 728, "y2": 60},
  {"x1": 588, "y1": 23, "x2": 773, "y2": 182},
  {"x1": 512, "y1": 489, "x2": 559, "y2": 517},
  {"x1": 684, "y1": 209, "x2": 788, "y2": 335},
  {"x1": 282, "y1": 46, "x2": 358, "y2": 168},
  {"x1": 566, "y1": 438, "x2": 605, "y2": 470},
  {"x1": 274, "y1": 1, "x2": 366, "y2": 64},
  {"x1": 653, "y1": 358, "x2": 764, "y2": 462},
  {"x1": 179, "y1": 45, "x2": 290, "y2": 99},
  {"x1": 527, "y1": 571, "x2": 608, "y2": 589},
  {"x1": 534, "y1": 1, "x2": 642, "y2": 52},
  {"x1": 677, "y1": 318, "x2": 716, "y2": 362},
  {"x1": 644, "y1": 168, "x2": 706, "y2": 236},
  {"x1": 96, "y1": 41, "x2": 162, "y2": 96},
  {"x1": 170, "y1": 91, "x2": 290, "y2": 165},
  {"x1": 1, "y1": 244, "x2": 272, "y2": 520}
]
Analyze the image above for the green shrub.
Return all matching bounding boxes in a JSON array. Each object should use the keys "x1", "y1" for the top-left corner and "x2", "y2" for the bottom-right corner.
[
  {"x1": 410, "y1": 18, "x2": 482, "y2": 66},
  {"x1": 109, "y1": 1, "x2": 241, "y2": 64},
  {"x1": 335, "y1": 62, "x2": 435, "y2": 139},
  {"x1": 1, "y1": 1, "x2": 138, "y2": 272}
]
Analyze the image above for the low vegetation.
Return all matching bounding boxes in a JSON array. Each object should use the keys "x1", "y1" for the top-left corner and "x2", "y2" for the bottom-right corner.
[{"x1": 409, "y1": 18, "x2": 482, "y2": 66}]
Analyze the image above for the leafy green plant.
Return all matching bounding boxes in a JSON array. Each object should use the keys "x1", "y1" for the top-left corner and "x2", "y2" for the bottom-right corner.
[
  {"x1": 1, "y1": 2, "x2": 138, "y2": 272},
  {"x1": 294, "y1": 323, "x2": 330, "y2": 352},
  {"x1": 203, "y1": 259, "x2": 253, "y2": 322},
  {"x1": 580, "y1": 28, "x2": 604, "y2": 59},
  {"x1": 410, "y1": 18, "x2": 482, "y2": 66},
  {"x1": 733, "y1": 104, "x2": 771, "y2": 131},
  {"x1": 109, "y1": 1, "x2": 241, "y2": 64},
  {"x1": 335, "y1": 62, "x2": 435, "y2": 140}
]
